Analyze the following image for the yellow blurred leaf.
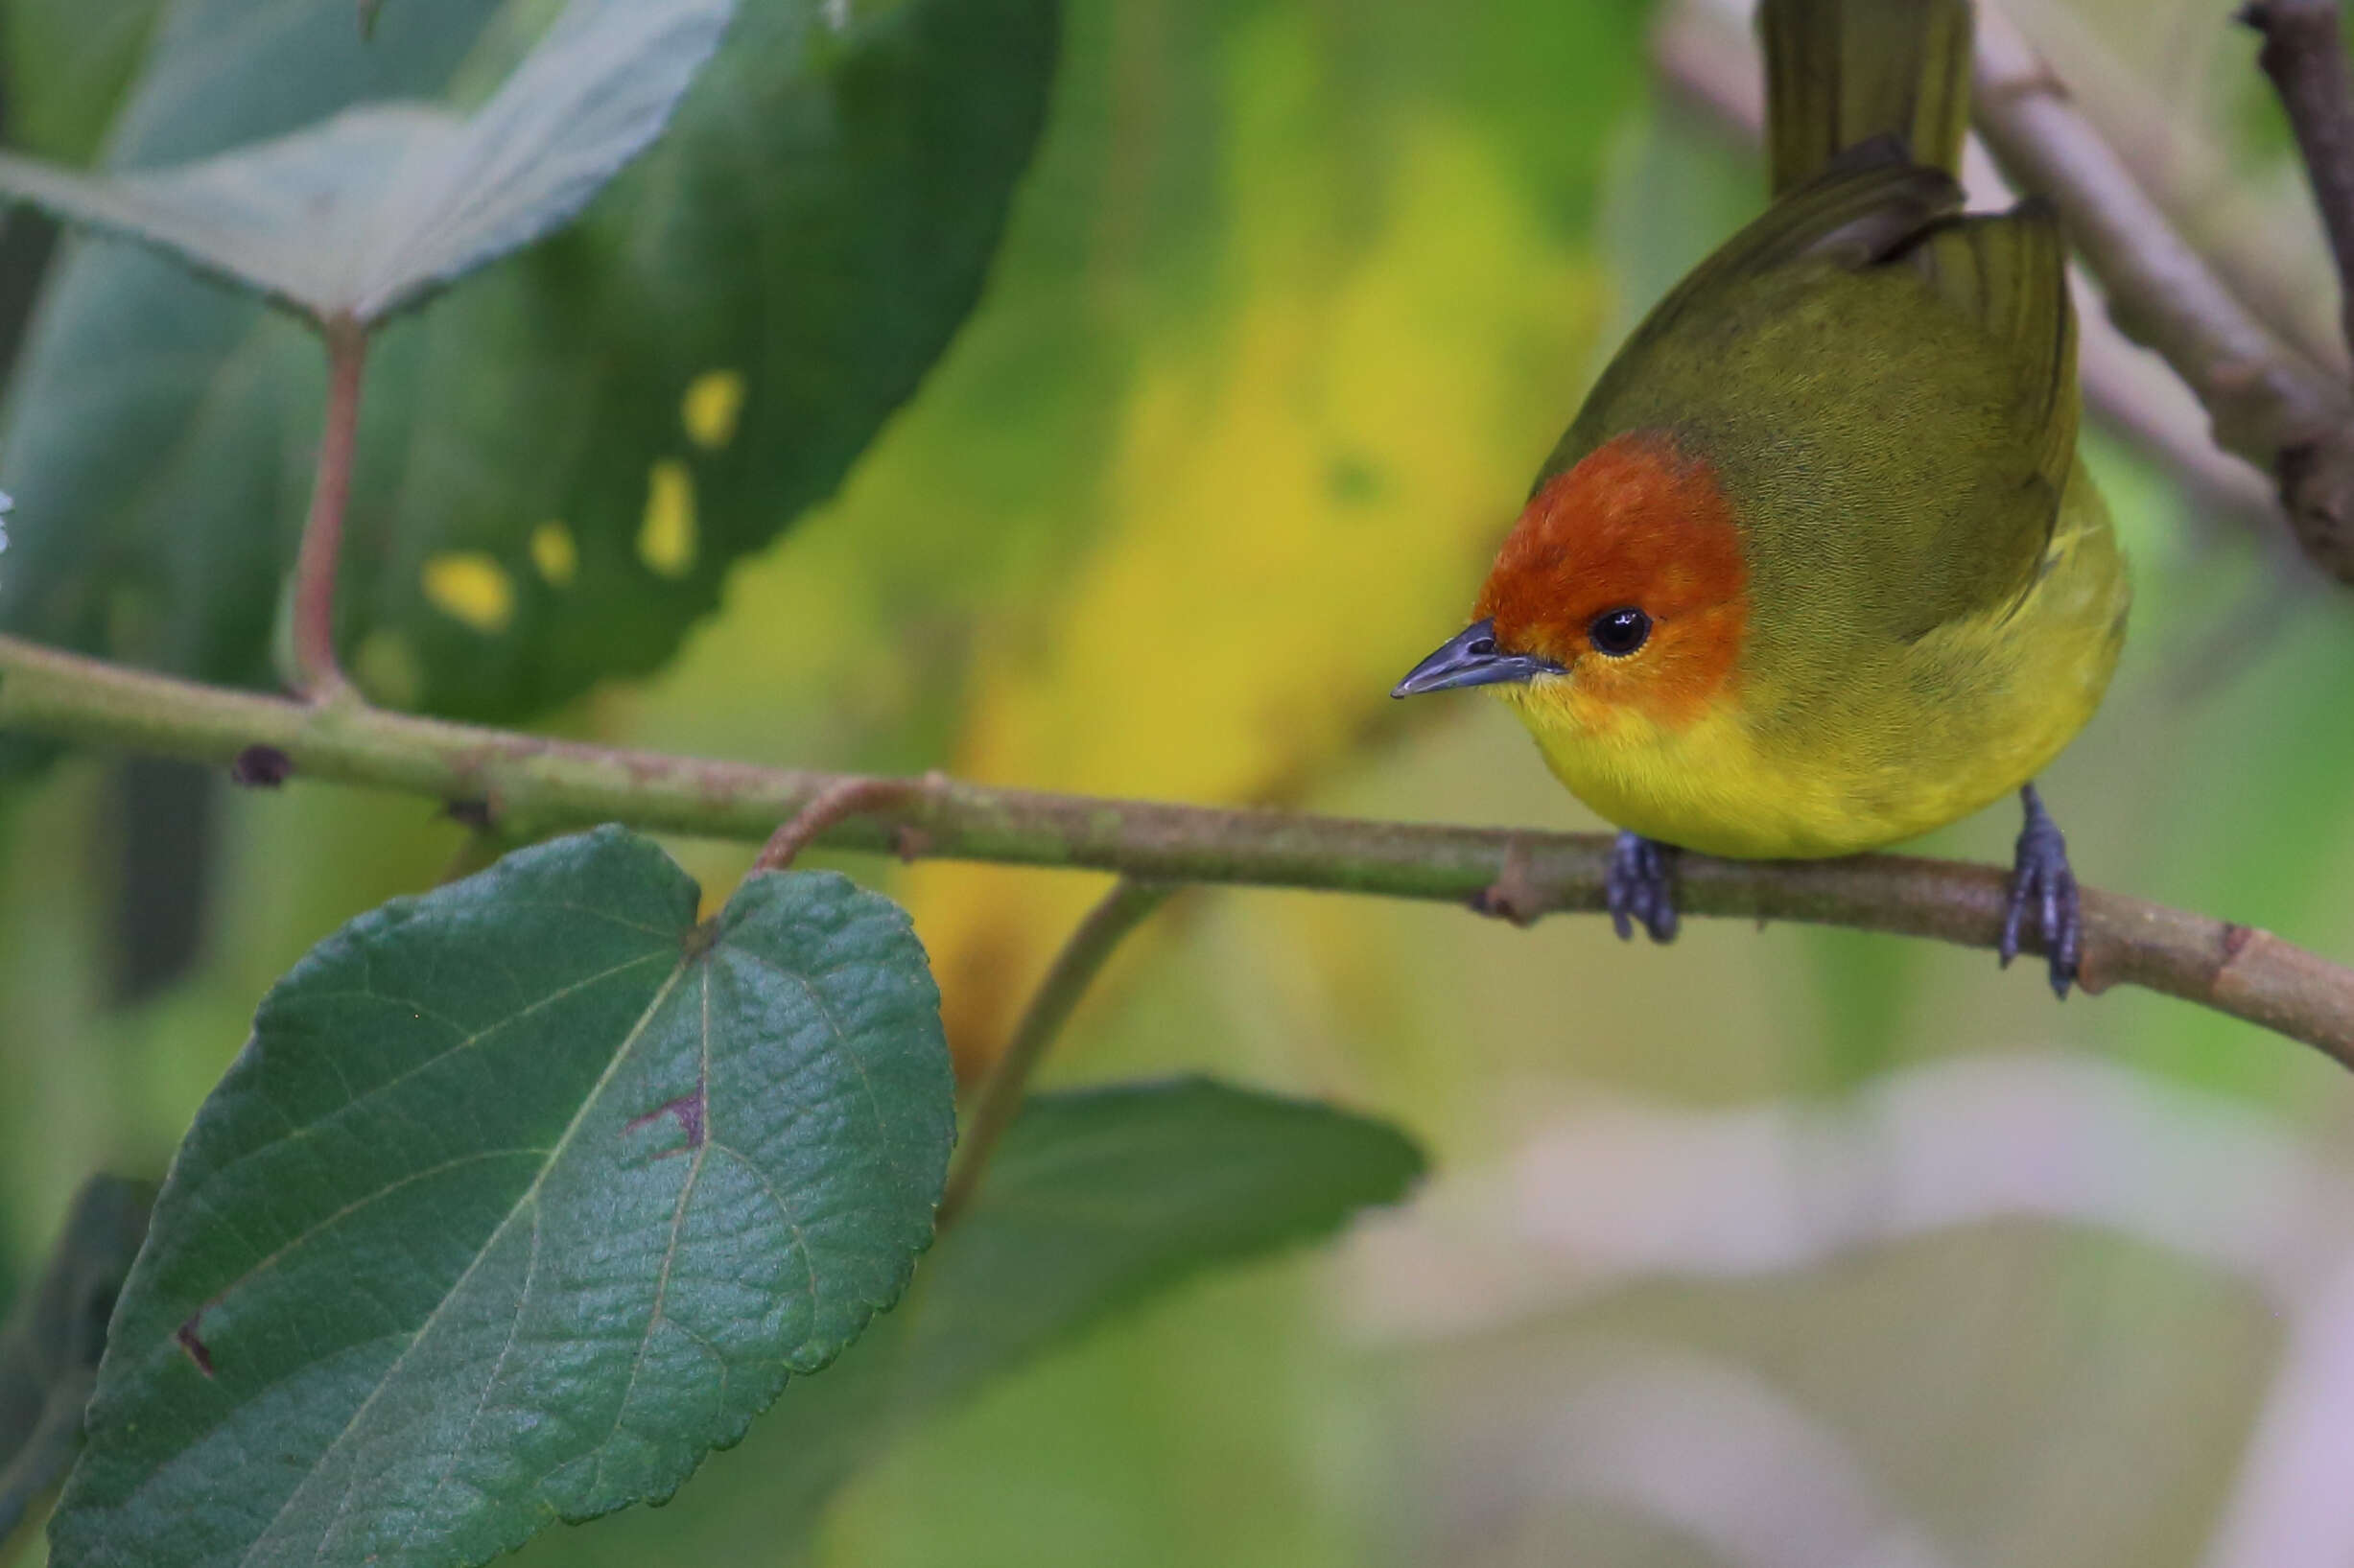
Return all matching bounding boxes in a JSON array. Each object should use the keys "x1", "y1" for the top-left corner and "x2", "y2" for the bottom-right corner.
[{"x1": 905, "y1": 61, "x2": 1607, "y2": 1065}]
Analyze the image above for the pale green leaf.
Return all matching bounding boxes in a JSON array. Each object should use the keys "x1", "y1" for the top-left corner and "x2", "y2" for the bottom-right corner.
[{"x1": 0, "y1": 0, "x2": 734, "y2": 323}]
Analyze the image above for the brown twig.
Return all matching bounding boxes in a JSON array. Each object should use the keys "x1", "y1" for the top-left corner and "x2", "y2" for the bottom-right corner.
[
  {"x1": 0, "y1": 631, "x2": 2350, "y2": 1059},
  {"x1": 752, "y1": 775, "x2": 927, "y2": 874},
  {"x1": 1970, "y1": 2, "x2": 2354, "y2": 583},
  {"x1": 288, "y1": 317, "x2": 368, "y2": 699},
  {"x1": 936, "y1": 879, "x2": 1172, "y2": 1227},
  {"x1": 2242, "y1": 0, "x2": 2354, "y2": 365}
]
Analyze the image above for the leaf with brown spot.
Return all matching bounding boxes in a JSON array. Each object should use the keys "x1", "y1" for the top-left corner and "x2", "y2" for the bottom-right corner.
[{"x1": 49, "y1": 828, "x2": 953, "y2": 1568}]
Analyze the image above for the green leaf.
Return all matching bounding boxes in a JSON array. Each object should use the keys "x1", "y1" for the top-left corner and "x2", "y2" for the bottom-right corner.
[
  {"x1": 0, "y1": 0, "x2": 1060, "y2": 723},
  {"x1": 0, "y1": 1178, "x2": 153, "y2": 1549},
  {"x1": 511, "y1": 1078, "x2": 1427, "y2": 1564},
  {"x1": 0, "y1": 0, "x2": 734, "y2": 325},
  {"x1": 858, "y1": 1078, "x2": 1424, "y2": 1416},
  {"x1": 48, "y1": 827, "x2": 955, "y2": 1568}
]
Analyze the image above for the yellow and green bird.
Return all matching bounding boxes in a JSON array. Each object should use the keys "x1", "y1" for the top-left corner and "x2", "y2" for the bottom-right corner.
[{"x1": 1393, "y1": 0, "x2": 2129, "y2": 994}]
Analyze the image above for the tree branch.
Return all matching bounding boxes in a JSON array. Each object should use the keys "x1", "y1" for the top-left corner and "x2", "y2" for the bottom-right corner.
[
  {"x1": 1971, "y1": 2, "x2": 2354, "y2": 584},
  {"x1": 2242, "y1": 0, "x2": 2354, "y2": 367},
  {"x1": 287, "y1": 318, "x2": 367, "y2": 699},
  {"x1": 0, "y1": 631, "x2": 2349, "y2": 1059}
]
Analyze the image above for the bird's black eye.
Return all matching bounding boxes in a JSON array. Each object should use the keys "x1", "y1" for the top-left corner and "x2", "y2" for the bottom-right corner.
[{"x1": 1588, "y1": 606, "x2": 1651, "y2": 656}]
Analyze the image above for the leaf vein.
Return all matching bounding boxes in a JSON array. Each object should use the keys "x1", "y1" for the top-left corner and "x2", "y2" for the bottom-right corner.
[{"x1": 237, "y1": 954, "x2": 694, "y2": 1565}]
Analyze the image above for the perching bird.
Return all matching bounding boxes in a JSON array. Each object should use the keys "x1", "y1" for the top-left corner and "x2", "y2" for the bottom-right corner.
[{"x1": 1392, "y1": 0, "x2": 2128, "y2": 995}]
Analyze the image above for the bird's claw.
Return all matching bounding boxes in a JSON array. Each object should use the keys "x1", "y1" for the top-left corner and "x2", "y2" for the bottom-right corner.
[
  {"x1": 1606, "y1": 831, "x2": 1680, "y2": 944},
  {"x1": 1999, "y1": 783, "x2": 2081, "y2": 998}
]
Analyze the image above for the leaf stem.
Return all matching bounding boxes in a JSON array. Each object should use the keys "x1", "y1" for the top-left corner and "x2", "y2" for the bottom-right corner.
[
  {"x1": 752, "y1": 776, "x2": 924, "y2": 874},
  {"x1": 938, "y1": 879, "x2": 1172, "y2": 1228},
  {"x1": 0, "y1": 630, "x2": 2349, "y2": 1059},
  {"x1": 289, "y1": 318, "x2": 368, "y2": 700}
]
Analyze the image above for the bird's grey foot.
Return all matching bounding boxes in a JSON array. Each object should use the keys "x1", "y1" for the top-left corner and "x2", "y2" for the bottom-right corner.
[
  {"x1": 1606, "y1": 830, "x2": 1680, "y2": 944},
  {"x1": 2000, "y1": 783, "x2": 2081, "y2": 998}
]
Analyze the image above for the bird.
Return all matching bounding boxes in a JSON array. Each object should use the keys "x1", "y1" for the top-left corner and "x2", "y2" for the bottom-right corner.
[{"x1": 1391, "y1": 0, "x2": 2129, "y2": 996}]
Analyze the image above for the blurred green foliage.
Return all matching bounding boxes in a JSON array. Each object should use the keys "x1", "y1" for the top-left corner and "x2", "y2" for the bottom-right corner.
[
  {"x1": 0, "y1": 1178, "x2": 146, "y2": 1554},
  {"x1": 4, "y1": 0, "x2": 2353, "y2": 1562}
]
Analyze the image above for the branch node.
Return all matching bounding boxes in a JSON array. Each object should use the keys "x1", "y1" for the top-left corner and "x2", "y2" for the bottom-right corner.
[
  {"x1": 444, "y1": 796, "x2": 498, "y2": 831},
  {"x1": 1470, "y1": 838, "x2": 1547, "y2": 927},
  {"x1": 229, "y1": 743, "x2": 293, "y2": 788}
]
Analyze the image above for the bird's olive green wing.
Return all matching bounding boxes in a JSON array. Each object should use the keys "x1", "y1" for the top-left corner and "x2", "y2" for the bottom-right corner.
[
  {"x1": 1901, "y1": 198, "x2": 2082, "y2": 548},
  {"x1": 1836, "y1": 199, "x2": 2081, "y2": 630},
  {"x1": 1760, "y1": 0, "x2": 1974, "y2": 192}
]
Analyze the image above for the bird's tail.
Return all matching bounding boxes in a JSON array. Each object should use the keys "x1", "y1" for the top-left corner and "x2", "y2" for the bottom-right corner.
[{"x1": 1758, "y1": 0, "x2": 1974, "y2": 193}]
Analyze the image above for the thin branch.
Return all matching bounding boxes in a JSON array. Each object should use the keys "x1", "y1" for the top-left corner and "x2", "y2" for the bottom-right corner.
[
  {"x1": 0, "y1": 633, "x2": 2348, "y2": 1058},
  {"x1": 1971, "y1": 2, "x2": 2354, "y2": 583},
  {"x1": 288, "y1": 318, "x2": 368, "y2": 699},
  {"x1": 937, "y1": 879, "x2": 1172, "y2": 1228},
  {"x1": 2243, "y1": 0, "x2": 2354, "y2": 366}
]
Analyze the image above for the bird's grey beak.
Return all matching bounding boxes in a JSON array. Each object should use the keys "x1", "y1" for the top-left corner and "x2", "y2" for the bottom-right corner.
[{"x1": 1391, "y1": 618, "x2": 1565, "y2": 697}]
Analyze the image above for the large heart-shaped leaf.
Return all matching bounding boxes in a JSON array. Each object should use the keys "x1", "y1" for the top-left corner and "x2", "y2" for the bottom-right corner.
[
  {"x1": 0, "y1": 0, "x2": 1059, "y2": 720},
  {"x1": 513, "y1": 1077, "x2": 1428, "y2": 1563},
  {"x1": 47, "y1": 827, "x2": 955, "y2": 1568},
  {"x1": 0, "y1": 0, "x2": 734, "y2": 324}
]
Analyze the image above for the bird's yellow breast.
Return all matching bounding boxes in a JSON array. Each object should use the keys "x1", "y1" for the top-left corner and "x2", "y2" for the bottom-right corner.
[{"x1": 1496, "y1": 458, "x2": 2128, "y2": 859}]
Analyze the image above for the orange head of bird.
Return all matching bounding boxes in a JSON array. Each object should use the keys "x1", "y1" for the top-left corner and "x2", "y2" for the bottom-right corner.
[{"x1": 1392, "y1": 432, "x2": 1751, "y2": 737}]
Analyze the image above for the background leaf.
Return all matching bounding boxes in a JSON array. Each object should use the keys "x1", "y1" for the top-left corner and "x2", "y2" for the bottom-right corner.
[
  {"x1": 0, "y1": 0, "x2": 735, "y2": 324},
  {"x1": 897, "y1": 2, "x2": 1629, "y2": 1065},
  {"x1": 48, "y1": 829, "x2": 955, "y2": 1568},
  {"x1": 0, "y1": 0, "x2": 1059, "y2": 722},
  {"x1": 509, "y1": 1077, "x2": 1427, "y2": 1564},
  {"x1": 0, "y1": 1177, "x2": 151, "y2": 1551},
  {"x1": 0, "y1": 0, "x2": 163, "y2": 164}
]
